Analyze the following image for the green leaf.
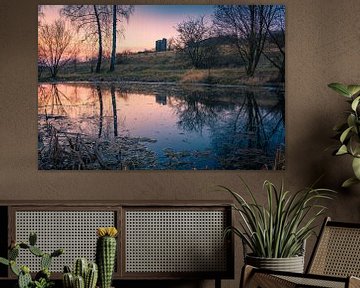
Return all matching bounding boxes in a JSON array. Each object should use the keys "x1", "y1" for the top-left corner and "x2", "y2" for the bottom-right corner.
[
  {"x1": 342, "y1": 177, "x2": 360, "y2": 188},
  {"x1": 336, "y1": 145, "x2": 348, "y2": 155},
  {"x1": 10, "y1": 261, "x2": 20, "y2": 276},
  {"x1": 352, "y1": 157, "x2": 360, "y2": 179},
  {"x1": 0, "y1": 257, "x2": 9, "y2": 266},
  {"x1": 347, "y1": 85, "x2": 360, "y2": 97},
  {"x1": 340, "y1": 126, "x2": 353, "y2": 143},
  {"x1": 351, "y1": 96, "x2": 360, "y2": 111},
  {"x1": 349, "y1": 135, "x2": 360, "y2": 156},
  {"x1": 328, "y1": 83, "x2": 351, "y2": 97},
  {"x1": 347, "y1": 114, "x2": 356, "y2": 128}
]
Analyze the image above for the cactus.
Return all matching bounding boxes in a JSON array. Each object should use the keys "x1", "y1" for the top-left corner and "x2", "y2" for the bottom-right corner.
[
  {"x1": 18, "y1": 267, "x2": 32, "y2": 288},
  {"x1": 73, "y1": 275, "x2": 85, "y2": 288},
  {"x1": 96, "y1": 227, "x2": 118, "y2": 288},
  {"x1": 63, "y1": 272, "x2": 74, "y2": 288},
  {"x1": 0, "y1": 232, "x2": 63, "y2": 288},
  {"x1": 35, "y1": 268, "x2": 50, "y2": 282},
  {"x1": 41, "y1": 253, "x2": 52, "y2": 270},
  {"x1": 19, "y1": 243, "x2": 30, "y2": 249},
  {"x1": 63, "y1": 260, "x2": 98, "y2": 288},
  {"x1": 10, "y1": 260, "x2": 20, "y2": 276},
  {"x1": 0, "y1": 257, "x2": 9, "y2": 266},
  {"x1": 9, "y1": 246, "x2": 19, "y2": 260},
  {"x1": 51, "y1": 248, "x2": 64, "y2": 258},
  {"x1": 85, "y1": 263, "x2": 98, "y2": 288},
  {"x1": 29, "y1": 232, "x2": 37, "y2": 246},
  {"x1": 29, "y1": 245, "x2": 44, "y2": 257},
  {"x1": 74, "y1": 258, "x2": 87, "y2": 279}
]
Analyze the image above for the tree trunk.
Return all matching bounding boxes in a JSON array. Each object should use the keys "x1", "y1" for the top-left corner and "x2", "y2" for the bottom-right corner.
[
  {"x1": 94, "y1": 5, "x2": 102, "y2": 73},
  {"x1": 111, "y1": 85, "x2": 118, "y2": 137},
  {"x1": 97, "y1": 86, "x2": 103, "y2": 138},
  {"x1": 110, "y1": 5, "x2": 117, "y2": 72}
]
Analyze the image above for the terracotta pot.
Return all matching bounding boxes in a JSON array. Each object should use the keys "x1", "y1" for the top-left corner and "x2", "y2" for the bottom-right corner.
[{"x1": 245, "y1": 254, "x2": 305, "y2": 273}]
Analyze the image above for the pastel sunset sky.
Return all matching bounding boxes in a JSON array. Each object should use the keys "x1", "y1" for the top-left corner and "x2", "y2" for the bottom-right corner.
[{"x1": 41, "y1": 5, "x2": 215, "y2": 52}]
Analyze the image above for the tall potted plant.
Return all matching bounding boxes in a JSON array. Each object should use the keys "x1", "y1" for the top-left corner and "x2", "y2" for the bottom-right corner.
[
  {"x1": 222, "y1": 179, "x2": 334, "y2": 273},
  {"x1": 328, "y1": 83, "x2": 360, "y2": 187}
]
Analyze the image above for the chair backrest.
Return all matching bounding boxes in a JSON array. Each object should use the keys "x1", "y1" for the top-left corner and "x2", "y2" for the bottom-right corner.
[{"x1": 307, "y1": 217, "x2": 360, "y2": 277}]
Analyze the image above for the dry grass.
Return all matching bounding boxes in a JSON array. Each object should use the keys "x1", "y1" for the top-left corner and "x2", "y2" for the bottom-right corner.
[
  {"x1": 180, "y1": 69, "x2": 209, "y2": 83},
  {"x1": 40, "y1": 49, "x2": 283, "y2": 86},
  {"x1": 38, "y1": 121, "x2": 157, "y2": 170}
]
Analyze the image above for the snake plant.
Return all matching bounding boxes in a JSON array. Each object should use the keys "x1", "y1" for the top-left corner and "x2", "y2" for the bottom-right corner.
[
  {"x1": 328, "y1": 83, "x2": 360, "y2": 187},
  {"x1": 221, "y1": 178, "x2": 335, "y2": 258}
]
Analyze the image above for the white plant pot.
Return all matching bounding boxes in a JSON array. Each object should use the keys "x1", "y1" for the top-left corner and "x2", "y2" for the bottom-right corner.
[{"x1": 245, "y1": 254, "x2": 305, "y2": 273}]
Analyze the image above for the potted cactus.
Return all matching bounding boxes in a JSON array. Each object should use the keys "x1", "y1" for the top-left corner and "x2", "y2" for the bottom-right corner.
[
  {"x1": 0, "y1": 232, "x2": 63, "y2": 288},
  {"x1": 96, "y1": 227, "x2": 118, "y2": 288},
  {"x1": 62, "y1": 258, "x2": 98, "y2": 288}
]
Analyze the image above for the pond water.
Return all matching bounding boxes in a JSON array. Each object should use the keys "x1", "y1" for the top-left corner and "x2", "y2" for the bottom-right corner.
[{"x1": 38, "y1": 82, "x2": 285, "y2": 170}]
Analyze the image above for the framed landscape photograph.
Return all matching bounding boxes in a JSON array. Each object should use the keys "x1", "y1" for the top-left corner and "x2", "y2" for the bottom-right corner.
[{"x1": 38, "y1": 5, "x2": 285, "y2": 170}]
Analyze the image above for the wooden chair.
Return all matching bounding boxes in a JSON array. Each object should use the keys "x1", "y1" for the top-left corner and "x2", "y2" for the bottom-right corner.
[{"x1": 241, "y1": 217, "x2": 360, "y2": 288}]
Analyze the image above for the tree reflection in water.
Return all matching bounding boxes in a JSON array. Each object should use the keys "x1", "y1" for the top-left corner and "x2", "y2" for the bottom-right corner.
[
  {"x1": 38, "y1": 83, "x2": 285, "y2": 170},
  {"x1": 38, "y1": 83, "x2": 157, "y2": 170},
  {"x1": 211, "y1": 90, "x2": 285, "y2": 169},
  {"x1": 172, "y1": 87, "x2": 284, "y2": 170},
  {"x1": 38, "y1": 84, "x2": 72, "y2": 117}
]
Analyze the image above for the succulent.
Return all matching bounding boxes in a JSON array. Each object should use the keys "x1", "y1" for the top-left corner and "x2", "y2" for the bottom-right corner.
[
  {"x1": 96, "y1": 227, "x2": 118, "y2": 288},
  {"x1": 85, "y1": 262, "x2": 98, "y2": 288},
  {"x1": 19, "y1": 269, "x2": 32, "y2": 288},
  {"x1": 33, "y1": 278, "x2": 54, "y2": 288},
  {"x1": 62, "y1": 267, "x2": 74, "y2": 288},
  {"x1": 73, "y1": 275, "x2": 85, "y2": 288},
  {"x1": 74, "y1": 258, "x2": 87, "y2": 280},
  {"x1": 0, "y1": 232, "x2": 63, "y2": 288},
  {"x1": 63, "y1": 259, "x2": 98, "y2": 288}
]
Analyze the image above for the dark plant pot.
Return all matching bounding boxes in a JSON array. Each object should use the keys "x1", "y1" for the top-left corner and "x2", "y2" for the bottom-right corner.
[{"x1": 245, "y1": 254, "x2": 304, "y2": 273}]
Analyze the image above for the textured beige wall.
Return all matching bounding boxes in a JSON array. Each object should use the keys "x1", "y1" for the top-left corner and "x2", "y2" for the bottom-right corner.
[{"x1": 0, "y1": 0, "x2": 360, "y2": 287}]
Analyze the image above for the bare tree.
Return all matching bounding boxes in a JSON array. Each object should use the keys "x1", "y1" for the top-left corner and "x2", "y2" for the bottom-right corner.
[
  {"x1": 109, "y1": 5, "x2": 134, "y2": 72},
  {"x1": 175, "y1": 16, "x2": 217, "y2": 69},
  {"x1": 38, "y1": 20, "x2": 73, "y2": 78},
  {"x1": 167, "y1": 37, "x2": 175, "y2": 51},
  {"x1": 213, "y1": 5, "x2": 276, "y2": 77},
  {"x1": 262, "y1": 5, "x2": 285, "y2": 82},
  {"x1": 62, "y1": 5, "x2": 110, "y2": 73}
]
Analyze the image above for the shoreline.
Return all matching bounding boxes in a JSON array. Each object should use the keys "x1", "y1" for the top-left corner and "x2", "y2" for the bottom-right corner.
[{"x1": 38, "y1": 79, "x2": 285, "y2": 90}]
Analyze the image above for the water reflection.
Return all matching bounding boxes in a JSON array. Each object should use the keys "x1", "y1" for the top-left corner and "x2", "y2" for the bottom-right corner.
[{"x1": 38, "y1": 83, "x2": 285, "y2": 170}]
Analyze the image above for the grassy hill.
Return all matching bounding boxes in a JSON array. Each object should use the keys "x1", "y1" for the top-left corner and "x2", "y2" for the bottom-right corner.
[{"x1": 39, "y1": 48, "x2": 282, "y2": 86}]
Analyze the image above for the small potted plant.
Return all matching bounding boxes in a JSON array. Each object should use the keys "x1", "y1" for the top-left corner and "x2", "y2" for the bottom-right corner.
[
  {"x1": 96, "y1": 227, "x2": 118, "y2": 288},
  {"x1": 0, "y1": 232, "x2": 63, "y2": 288},
  {"x1": 62, "y1": 258, "x2": 98, "y2": 288},
  {"x1": 328, "y1": 83, "x2": 360, "y2": 187},
  {"x1": 221, "y1": 179, "x2": 334, "y2": 273}
]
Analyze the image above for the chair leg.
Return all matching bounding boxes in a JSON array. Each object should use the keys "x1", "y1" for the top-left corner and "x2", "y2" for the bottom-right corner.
[
  {"x1": 349, "y1": 276, "x2": 360, "y2": 288},
  {"x1": 215, "y1": 278, "x2": 221, "y2": 288},
  {"x1": 240, "y1": 265, "x2": 255, "y2": 288}
]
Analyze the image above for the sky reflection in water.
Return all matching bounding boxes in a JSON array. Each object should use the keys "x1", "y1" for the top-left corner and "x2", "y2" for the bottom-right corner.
[{"x1": 38, "y1": 83, "x2": 285, "y2": 170}]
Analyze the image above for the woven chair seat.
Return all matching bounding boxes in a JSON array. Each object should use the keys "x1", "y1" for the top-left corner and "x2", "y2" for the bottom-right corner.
[{"x1": 277, "y1": 275, "x2": 346, "y2": 288}]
